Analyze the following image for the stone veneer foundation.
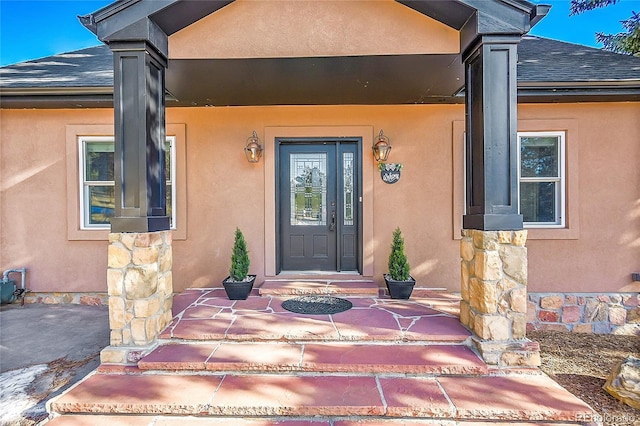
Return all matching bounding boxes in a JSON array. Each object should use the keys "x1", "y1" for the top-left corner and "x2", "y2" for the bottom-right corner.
[
  {"x1": 527, "y1": 292, "x2": 640, "y2": 335},
  {"x1": 100, "y1": 230, "x2": 173, "y2": 365},
  {"x1": 23, "y1": 292, "x2": 107, "y2": 305},
  {"x1": 460, "y1": 229, "x2": 540, "y2": 367}
]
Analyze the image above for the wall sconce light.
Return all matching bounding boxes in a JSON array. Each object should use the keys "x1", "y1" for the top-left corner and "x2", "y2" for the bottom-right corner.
[
  {"x1": 372, "y1": 129, "x2": 391, "y2": 163},
  {"x1": 244, "y1": 131, "x2": 263, "y2": 163}
]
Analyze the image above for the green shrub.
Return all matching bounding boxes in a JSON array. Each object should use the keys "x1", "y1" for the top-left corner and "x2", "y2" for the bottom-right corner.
[
  {"x1": 230, "y1": 227, "x2": 250, "y2": 281},
  {"x1": 388, "y1": 227, "x2": 410, "y2": 281}
]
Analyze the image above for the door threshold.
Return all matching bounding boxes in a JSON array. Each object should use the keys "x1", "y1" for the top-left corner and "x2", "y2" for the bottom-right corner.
[
  {"x1": 271, "y1": 271, "x2": 371, "y2": 281},
  {"x1": 260, "y1": 278, "x2": 378, "y2": 296},
  {"x1": 279, "y1": 270, "x2": 359, "y2": 275}
]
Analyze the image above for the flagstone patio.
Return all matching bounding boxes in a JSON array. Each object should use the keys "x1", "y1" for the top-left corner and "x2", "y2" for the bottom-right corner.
[{"x1": 46, "y1": 286, "x2": 599, "y2": 425}]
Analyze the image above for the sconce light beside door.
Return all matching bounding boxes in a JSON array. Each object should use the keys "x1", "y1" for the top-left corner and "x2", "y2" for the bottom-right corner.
[
  {"x1": 372, "y1": 129, "x2": 391, "y2": 163},
  {"x1": 244, "y1": 131, "x2": 263, "y2": 163}
]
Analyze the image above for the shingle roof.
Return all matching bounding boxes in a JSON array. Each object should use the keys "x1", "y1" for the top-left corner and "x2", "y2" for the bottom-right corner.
[
  {"x1": 0, "y1": 46, "x2": 113, "y2": 89},
  {"x1": 1, "y1": 36, "x2": 639, "y2": 107},
  {"x1": 518, "y1": 35, "x2": 640, "y2": 82}
]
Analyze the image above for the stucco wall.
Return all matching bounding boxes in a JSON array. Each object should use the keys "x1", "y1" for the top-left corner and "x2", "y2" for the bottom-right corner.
[
  {"x1": 1, "y1": 103, "x2": 638, "y2": 294},
  {"x1": 1, "y1": 109, "x2": 113, "y2": 293},
  {"x1": 168, "y1": 0, "x2": 459, "y2": 59},
  {"x1": 519, "y1": 103, "x2": 640, "y2": 293},
  {"x1": 164, "y1": 105, "x2": 464, "y2": 291}
]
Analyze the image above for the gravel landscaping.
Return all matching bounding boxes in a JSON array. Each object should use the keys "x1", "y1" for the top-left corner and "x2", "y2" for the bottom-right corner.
[{"x1": 530, "y1": 330, "x2": 640, "y2": 426}]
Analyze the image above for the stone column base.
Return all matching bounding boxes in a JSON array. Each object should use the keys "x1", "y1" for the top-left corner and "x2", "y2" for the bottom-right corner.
[
  {"x1": 100, "y1": 342, "x2": 158, "y2": 365},
  {"x1": 105, "y1": 230, "x2": 173, "y2": 365},
  {"x1": 472, "y1": 337, "x2": 541, "y2": 367},
  {"x1": 460, "y1": 229, "x2": 536, "y2": 367}
]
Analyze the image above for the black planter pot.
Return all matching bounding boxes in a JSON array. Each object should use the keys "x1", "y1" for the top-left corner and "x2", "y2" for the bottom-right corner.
[
  {"x1": 383, "y1": 274, "x2": 416, "y2": 299},
  {"x1": 222, "y1": 275, "x2": 256, "y2": 300}
]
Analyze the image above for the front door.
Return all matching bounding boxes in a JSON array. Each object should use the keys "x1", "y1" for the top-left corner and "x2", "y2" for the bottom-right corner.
[{"x1": 278, "y1": 140, "x2": 360, "y2": 272}]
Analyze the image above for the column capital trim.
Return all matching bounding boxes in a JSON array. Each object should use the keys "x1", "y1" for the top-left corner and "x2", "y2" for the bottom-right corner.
[
  {"x1": 463, "y1": 214, "x2": 523, "y2": 231},
  {"x1": 108, "y1": 39, "x2": 168, "y2": 67},
  {"x1": 104, "y1": 17, "x2": 169, "y2": 59},
  {"x1": 462, "y1": 34, "x2": 522, "y2": 62},
  {"x1": 111, "y1": 217, "x2": 170, "y2": 234}
]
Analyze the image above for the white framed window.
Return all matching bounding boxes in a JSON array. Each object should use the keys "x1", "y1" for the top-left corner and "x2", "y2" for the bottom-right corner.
[
  {"x1": 78, "y1": 136, "x2": 176, "y2": 230},
  {"x1": 517, "y1": 131, "x2": 565, "y2": 228}
]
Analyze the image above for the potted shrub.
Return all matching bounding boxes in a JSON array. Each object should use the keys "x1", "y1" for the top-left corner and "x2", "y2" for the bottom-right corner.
[
  {"x1": 222, "y1": 228, "x2": 256, "y2": 300},
  {"x1": 384, "y1": 227, "x2": 415, "y2": 299}
]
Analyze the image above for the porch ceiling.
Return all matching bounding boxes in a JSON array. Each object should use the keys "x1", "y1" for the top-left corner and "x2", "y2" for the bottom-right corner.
[{"x1": 165, "y1": 54, "x2": 464, "y2": 106}]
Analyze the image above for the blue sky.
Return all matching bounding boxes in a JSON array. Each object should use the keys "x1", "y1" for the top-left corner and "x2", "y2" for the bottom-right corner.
[{"x1": 1, "y1": 0, "x2": 639, "y2": 66}]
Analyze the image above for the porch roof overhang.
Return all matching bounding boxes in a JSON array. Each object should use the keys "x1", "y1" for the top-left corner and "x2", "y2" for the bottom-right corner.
[
  {"x1": 71, "y1": 0, "x2": 546, "y2": 108},
  {"x1": 164, "y1": 54, "x2": 465, "y2": 107}
]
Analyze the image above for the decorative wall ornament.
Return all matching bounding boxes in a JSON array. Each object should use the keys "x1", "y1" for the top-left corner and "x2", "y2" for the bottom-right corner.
[{"x1": 379, "y1": 163, "x2": 402, "y2": 184}]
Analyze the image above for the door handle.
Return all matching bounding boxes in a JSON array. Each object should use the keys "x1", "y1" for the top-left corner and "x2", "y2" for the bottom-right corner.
[{"x1": 329, "y1": 211, "x2": 336, "y2": 231}]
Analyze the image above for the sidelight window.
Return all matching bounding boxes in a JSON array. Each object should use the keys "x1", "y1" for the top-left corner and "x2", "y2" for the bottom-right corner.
[{"x1": 343, "y1": 152, "x2": 354, "y2": 226}]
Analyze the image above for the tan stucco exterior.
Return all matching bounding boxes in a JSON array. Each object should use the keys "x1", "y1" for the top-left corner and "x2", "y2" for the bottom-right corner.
[
  {"x1": 518, "y1": 103, "x2": 640, "y2": 293},
  {"x1": 168, "y1": 0, "x2": 459, "y2": 59},
  {"x1": 1, "y1": 102, "x2": 638, "y2": 294}
]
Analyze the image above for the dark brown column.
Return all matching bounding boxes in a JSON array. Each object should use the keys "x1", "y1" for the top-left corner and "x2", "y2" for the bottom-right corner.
[
  {"x1": 463, "y1": 35, "x2": 523, "y2": 231},
  {"x1": 109, "y1": 40, "x2": 169, "y2": 233}
]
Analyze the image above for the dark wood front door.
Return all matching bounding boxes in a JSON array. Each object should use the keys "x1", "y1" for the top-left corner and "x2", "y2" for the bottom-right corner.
[{"x1": 278, "y1": 140, "x2": 360, "y2": 272}]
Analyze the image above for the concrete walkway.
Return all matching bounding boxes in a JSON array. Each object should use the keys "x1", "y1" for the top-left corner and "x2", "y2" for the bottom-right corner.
[
  {"x1": 46, "y1": 288, "x2": 598, "y2": 425},
  {"x1": 0, "y1": 303, "x2": 109, "y2": 424},
  {"x1": 0, "y1": 304, "x2": 109, "y2": 372}
]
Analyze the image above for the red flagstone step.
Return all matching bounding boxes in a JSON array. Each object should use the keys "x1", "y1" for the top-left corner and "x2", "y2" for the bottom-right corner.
[
  {"x1": 49, "y1": 372, "x2": 596, "y2": 422},
  {"x1": 46, "y1": 416, "x2": 589, "y2": 425},
  {"x1": 259, "y1": 279, "x2": 379, "y2": 296},
  {"x1": 45, "y1": 416, "x2": 587, "y2": 425},
  {"x1": 139, "y1": 342, "x2": 489, "y2": 375},
  {"x1": 48, "y1": 289, "x2": 597, "y2": 425}
]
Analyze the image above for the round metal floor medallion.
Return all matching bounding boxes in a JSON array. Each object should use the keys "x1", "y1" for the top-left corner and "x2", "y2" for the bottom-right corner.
[{"x1": 281, "y1": 295, "x2": 352, "y2": 315}]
